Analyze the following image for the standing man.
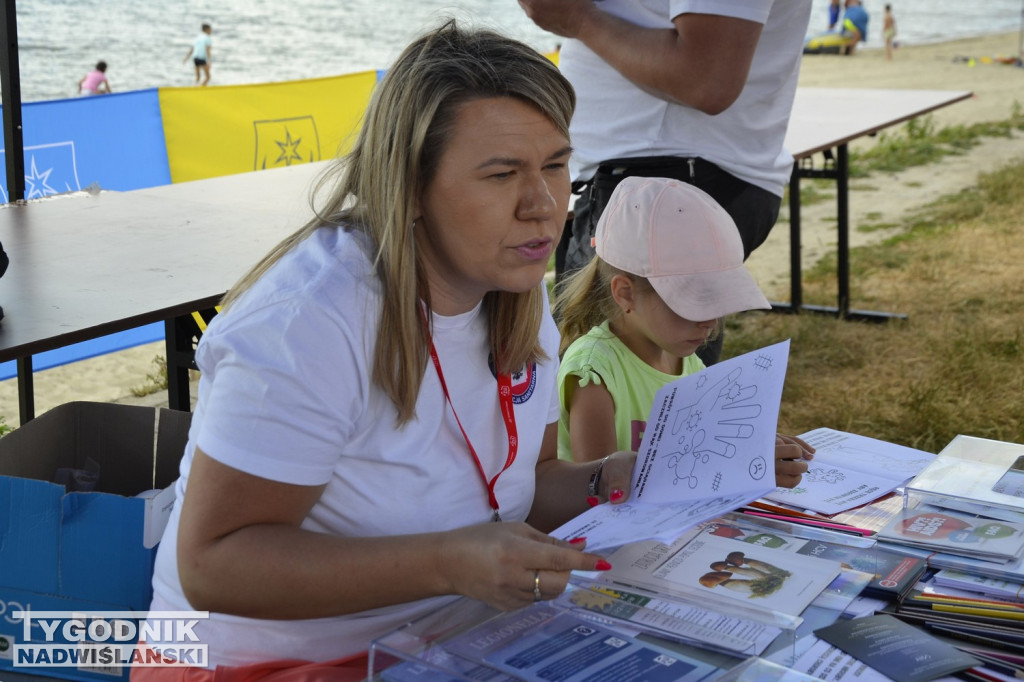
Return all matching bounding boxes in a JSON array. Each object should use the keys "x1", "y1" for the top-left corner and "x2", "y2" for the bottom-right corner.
[
  {"x1": 841, "y1": 0, "x2": 870, "y2": 55},
  {"x1": 519, "y1": 0, "x2": 812, "y2": 364},
  {"x1": 183, "y1": 23, "x2": 213, "y2": 86}
]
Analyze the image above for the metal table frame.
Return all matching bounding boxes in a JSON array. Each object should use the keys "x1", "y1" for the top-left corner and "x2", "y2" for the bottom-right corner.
[{"x1": 773, "y1": 87, "x2": 972, "y2": 321}]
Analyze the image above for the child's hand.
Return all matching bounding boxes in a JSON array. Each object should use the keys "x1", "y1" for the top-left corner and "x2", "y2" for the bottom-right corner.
[{"x1": 774, "y1": 434, "x2": 814, "y2": 488}]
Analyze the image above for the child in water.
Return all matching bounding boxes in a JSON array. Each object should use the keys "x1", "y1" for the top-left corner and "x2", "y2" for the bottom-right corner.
[{"x1": 554, "y1": 177, "x2": 812, "y2": 492}]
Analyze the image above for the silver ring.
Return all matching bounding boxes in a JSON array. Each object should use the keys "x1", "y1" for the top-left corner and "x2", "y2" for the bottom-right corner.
[{"x1": 533, "y1": 570, "x2": 542, "y2": 602}]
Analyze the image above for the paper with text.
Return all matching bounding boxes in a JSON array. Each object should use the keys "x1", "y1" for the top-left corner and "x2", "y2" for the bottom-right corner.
[
  {"x1": 554, "y1": 340, "x2": 790, "y2": 551},
  {"x1": 763, "y1": 428, "x2": 935, "y2": 515}
]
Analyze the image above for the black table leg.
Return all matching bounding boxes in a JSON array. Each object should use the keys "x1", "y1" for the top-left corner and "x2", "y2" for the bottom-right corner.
[
  {"x1": 770, "y1": 144, "x2": 906, "y2": 323},
  {"x1": 164, "y1": 316, "x2": 193, "y2": 411},
  {"x1": 16, "y1": 355, "x2": 33, "y2": 423}
]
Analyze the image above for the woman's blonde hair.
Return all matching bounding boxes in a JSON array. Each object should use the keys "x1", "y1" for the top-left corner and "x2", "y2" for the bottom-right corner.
[{"x1": 221, "y1": 19, "x2": 575, "y2": 425}]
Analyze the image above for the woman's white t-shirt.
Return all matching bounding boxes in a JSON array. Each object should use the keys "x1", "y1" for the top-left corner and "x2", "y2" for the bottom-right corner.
[{"x1": 148, "y1": 226, "x2": 561, "y2": 666}]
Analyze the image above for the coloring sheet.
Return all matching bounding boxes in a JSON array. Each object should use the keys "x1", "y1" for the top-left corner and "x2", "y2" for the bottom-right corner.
[
  {"x1": 553, "y1": 340, "x2": 790, "y2": 551},
  {"x1": 763, "y1": 428, "x2": 936, "y2": 515}
]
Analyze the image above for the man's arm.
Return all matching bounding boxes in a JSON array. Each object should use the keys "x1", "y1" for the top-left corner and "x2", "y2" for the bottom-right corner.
[{"x1": 519, "y1": 0, "x2": 762, "y2": 114}]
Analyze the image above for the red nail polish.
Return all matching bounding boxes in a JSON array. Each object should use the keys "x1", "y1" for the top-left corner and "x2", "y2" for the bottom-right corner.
[
  {"x1": 586, "y1": 496, "x2": 599, "y2": 507},
  {"x1": 570, "y1": 537, "x2": 587, "y2": 545},
  {"x1": 610, "y1": 489, "x2": 624, "y2": 502},
  {"x1": 595, "y1": 560, "x2": 612, "y2": 571}
]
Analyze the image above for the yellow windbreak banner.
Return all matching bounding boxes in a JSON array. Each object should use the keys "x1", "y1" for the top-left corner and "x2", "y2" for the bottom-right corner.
[{"x1": 159, "y1": 70, "x2": 378, "y2": 183}]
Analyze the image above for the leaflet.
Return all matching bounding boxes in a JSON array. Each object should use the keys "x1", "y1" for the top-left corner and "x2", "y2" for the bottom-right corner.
[
  {"x1": 553, "y1": 340, "x2": 791, "y2": 551},
  {"x1": 763, "y1": 428, "x2": 935, "y2": 516},
  {"x1": 442, "y1": 605, "x2": 720, "y2": 682}
]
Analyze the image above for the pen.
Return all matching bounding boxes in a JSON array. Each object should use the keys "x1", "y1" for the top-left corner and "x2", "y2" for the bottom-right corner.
[{"x1": 741, "y1": 510, "x2": 876, "y2": 537}]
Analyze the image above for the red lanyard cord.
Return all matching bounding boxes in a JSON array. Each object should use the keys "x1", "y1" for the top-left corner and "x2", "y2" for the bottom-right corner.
[{"x1": 427, "y1": 339, "x2": 518, "y2": 521}]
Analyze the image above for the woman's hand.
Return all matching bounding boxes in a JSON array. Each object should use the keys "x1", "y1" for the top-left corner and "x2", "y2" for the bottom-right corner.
[
  {"x1": 436, "y1": 522, "x2": 610, "y2": 611},
  {"x1": 587, "y1": 450, "x2": 636, "y2": 506},
  {"x1": 774, "y1": 433, "x2": 814, "y2": 488}
]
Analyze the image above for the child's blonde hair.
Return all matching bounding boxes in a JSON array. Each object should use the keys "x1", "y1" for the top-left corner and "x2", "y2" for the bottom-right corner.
[
  {"x1": 554, "y1": 258, "x2": 652, "y2": 356},
  {"x1": 554, "y1": 255, "x2": 721, "y2": 358}
]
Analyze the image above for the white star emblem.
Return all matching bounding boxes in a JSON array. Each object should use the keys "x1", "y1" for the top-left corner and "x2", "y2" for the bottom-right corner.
[{"x1": 25, "y1": 156, "x2": 57, "y2": 199}]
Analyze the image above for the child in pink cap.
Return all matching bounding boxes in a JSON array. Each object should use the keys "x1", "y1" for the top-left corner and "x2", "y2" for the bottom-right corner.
[{"x1": 555, "y1": 177, "x2": 812, "y2": 492}]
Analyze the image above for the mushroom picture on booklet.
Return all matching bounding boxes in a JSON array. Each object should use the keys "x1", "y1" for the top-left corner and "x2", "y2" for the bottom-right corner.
[
  {"x1": 698, "y1": 571, "x2": 755, "y2": 594},
  {"x1": 725, "y1": 551, "x2": 791, "y2": 577},
  {"x1": 698, "y1": 551, "x2": 791, "y2": 598},
  {"x1": 709, "y1": 560, "x2": 767, "y2": 579}
]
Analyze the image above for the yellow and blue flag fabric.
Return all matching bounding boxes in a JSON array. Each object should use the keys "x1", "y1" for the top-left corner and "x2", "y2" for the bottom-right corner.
[
  {"x1": 0, "y1": 88, "x2": 170, "y2": 202},
  {"x1": 159, "y1": 71, "x2": 376, "y2": 183}
]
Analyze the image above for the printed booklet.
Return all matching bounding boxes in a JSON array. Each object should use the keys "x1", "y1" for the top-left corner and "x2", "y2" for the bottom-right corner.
[
  {"x1": 597, "y1": 533, "x2": 842, "y2": 620},
  {"x1": 877, "y1": 504, "x2": 1024, "y2": 562},
  {"x1": 700, "y1": 515, "x2": 927, "y2": 602}
]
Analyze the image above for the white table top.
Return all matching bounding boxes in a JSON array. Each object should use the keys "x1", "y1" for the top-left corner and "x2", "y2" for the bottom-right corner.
[
  {"x1": 786, "y1": 87, "x2": 973, "y2": 158},
  {"x1": 0, "y1": 161, "x2": 328, "y2": 362}
]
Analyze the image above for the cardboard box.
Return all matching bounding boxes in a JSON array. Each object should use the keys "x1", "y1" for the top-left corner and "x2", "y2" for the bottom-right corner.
[{"x1": 0, "y1": 401, "x2": 191, "y2": 681}]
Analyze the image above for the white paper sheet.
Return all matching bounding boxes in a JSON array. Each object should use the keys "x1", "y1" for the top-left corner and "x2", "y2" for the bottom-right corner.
[
  {"x1": 763, "y1": 428, "x2": 935, "y2": 515},
  {"x1": 553, "y1": 340, "x2": 791, "y2": 551}
]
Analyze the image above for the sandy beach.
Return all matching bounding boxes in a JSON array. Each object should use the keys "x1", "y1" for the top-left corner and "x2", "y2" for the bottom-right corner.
[{"x1": 2, "y1": 31, "x2": 1023, "y2": 427}]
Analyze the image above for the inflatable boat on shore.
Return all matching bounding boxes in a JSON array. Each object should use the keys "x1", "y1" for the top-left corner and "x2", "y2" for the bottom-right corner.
[{"x1": 803, "y1": 30, "x2": 856, "y2": 55}]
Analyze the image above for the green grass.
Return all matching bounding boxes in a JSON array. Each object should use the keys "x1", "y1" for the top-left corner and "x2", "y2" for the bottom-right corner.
[
  {"x1": 724, "y1": 158, "x2": 1024, "y2": 452},
  {"x1": 129, "y1": 355, "x2": 169, "y2": 397},
  {"x1": 848, "y1": 102, "x2": 1024, "y2": 176}
]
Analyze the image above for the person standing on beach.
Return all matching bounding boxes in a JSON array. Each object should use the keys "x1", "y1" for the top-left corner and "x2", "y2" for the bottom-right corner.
[
  {"x1": 883, "y1": 5, "x2": 897, "y2": 60},
  {"x1": 183, "y1": 23, "x2": 213, "y2": 86},
  {"x1": 841, "y1": 0, "x2": 869, "y2": 55},
  {"x1": 517, "y1": 0, "x2": 812, "y2": 366},
  {"x1": 77, "y1": 61, "x2": 111, "y2": 95},
  {"x1": 828, "y1": 0, "x2": 842, "y2": 30}
]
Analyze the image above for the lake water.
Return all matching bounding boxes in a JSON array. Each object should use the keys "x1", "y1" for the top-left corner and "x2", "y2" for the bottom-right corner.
[{"x1": 9, "y1": 0, "x2": 1024, "y2": 103}]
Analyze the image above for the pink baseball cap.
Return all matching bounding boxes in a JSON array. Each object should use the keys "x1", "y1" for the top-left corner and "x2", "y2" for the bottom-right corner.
[{"x1": 594, "y1": 177, "x2": 771, "y2": 321}]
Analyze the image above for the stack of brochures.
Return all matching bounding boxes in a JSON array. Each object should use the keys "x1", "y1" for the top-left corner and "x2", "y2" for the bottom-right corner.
[
  {"x1": 877, "y1": 503, "x2": 1024, "y2": 561},
  {"x1": 870, "y1": 433, "x2": 1024, "y2": 675},
  {"x1": 564, "y1": 513, "x2": 889, "y2": 657},
  {"x1": 876, "y1": 435, "x2": 1024, "y2": 582},
  {"x1": 366, "y1": 366, "x2": 1024, "y2": 681},
  {"x1": 882, "y1": 572, "x2": 1024, "y2": 671},
  {"x1": 368, "y1": 510, "x2": 887, "y2": 681}
]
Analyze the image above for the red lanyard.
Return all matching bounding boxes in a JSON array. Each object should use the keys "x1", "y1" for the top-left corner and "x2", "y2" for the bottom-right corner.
[{"x1": 428, "y1": 339, "x2": 518, "y2": 522}]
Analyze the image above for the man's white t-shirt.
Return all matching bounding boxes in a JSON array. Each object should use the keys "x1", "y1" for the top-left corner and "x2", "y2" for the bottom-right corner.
[
  {"x1": 562, "y1": 0, "x2": 813, "y2": 197},
  {"x1": 148, "y1": 226, "x2": 561, "y2": 666}
]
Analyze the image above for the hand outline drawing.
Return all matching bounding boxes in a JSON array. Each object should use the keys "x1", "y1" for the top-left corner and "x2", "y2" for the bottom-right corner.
[{"x1": 670, "y1": 367, "x2": 761, "y2": 465}]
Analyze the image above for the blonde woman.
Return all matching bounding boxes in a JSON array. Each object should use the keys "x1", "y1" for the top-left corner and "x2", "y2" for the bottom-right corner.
[{"x1": 139, "y1": 19, "x2": 632, "y2": 681}]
